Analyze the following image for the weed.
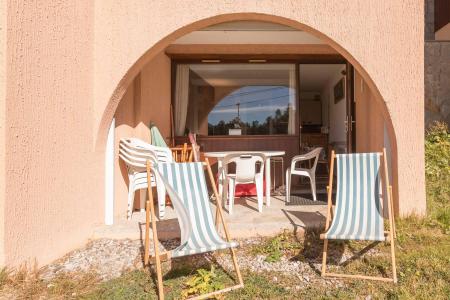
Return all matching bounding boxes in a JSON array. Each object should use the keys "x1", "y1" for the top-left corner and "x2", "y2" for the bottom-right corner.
[
  {"x1": 425, "y1": 121, "x2": 450, "y2": 233},
  {"x1": 181, "y1": 266, "x2": 225, "y2": 299},
  {"x1": 252, "y1": 230, "x2": 300, "y2": 262}
]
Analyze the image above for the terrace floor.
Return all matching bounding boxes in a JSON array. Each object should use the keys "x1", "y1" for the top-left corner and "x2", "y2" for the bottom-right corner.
[{"x1": 93, "y1": 183, "x2": 331, "y2": 241}]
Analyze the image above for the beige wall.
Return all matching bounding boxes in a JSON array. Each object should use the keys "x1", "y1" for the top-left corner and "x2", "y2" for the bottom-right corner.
[
  {"x1": 1, "y1": 1, "x2": 425, "y2": 266},
  {"x1": 3, "y1": 1, "x2": 98, "y2": 266},
  {"x1": 355, "y1": 71, "x2": 385, "y2": 153},
  {"x1": 94, "y1": 2, "x2": 425, "y2": 219},
  {"x1": 114, "y1": 53, "x2": 171, "y2": 215},
  {"x1": 0, "y1": 0, "x2": 5, "y2": 267}
]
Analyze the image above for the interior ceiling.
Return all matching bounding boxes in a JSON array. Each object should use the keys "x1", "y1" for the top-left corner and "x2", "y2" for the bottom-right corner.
[
  {"x1": 190, "y1": 64, "x2": 292, "y2": 86},
  {"x1": 299, "y1": 64, "x2": 345, "y2": 92},
  {"x1": 189, "y1": 64, "x2": 345, "y2": 89}
]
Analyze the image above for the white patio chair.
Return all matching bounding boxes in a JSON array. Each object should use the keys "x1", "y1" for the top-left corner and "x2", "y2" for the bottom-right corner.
[
  {"x1": 119, "y1": 138, "x2": 172, "y2": 219},
  {"x1": 285, "y1": 147, "x2": 323, "y2": 202},
  {"x1": 222, "y1": 153, "x2": 266, "y2": 214}
]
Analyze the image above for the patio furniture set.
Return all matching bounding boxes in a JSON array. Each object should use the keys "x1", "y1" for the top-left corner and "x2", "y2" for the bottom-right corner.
[{"x1": 119, "y1": 131, "x2": 397, "y2": 299}]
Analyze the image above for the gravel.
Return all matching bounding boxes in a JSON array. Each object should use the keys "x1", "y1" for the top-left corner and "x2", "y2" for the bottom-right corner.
[{"x1": 41, "y1": 234, "x2": 363, "y2": 288}]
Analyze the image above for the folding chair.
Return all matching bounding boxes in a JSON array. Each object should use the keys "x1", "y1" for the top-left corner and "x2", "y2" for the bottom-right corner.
[
  {"x1": 144, "y1": 159, "x2": 244, "y2": 300},
  {"x1": 320, "y1": 148, "x2": 397, "y2": 283}
]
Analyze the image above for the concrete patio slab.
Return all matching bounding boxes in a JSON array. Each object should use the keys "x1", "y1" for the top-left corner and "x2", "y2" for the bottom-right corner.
[{"x1": 92, "y1": 190, "x2": 329, "y2": 241}]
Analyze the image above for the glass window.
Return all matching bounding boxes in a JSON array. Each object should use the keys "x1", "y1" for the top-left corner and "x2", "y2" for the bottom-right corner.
[{"x1": 173, "y1": 63, "x2": 297, "y2": 136}]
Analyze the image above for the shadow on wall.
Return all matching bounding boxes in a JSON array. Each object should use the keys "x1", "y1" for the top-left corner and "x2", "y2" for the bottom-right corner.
[{"x1": 114, "y1": 52, "x2": 173, "y2": 214}]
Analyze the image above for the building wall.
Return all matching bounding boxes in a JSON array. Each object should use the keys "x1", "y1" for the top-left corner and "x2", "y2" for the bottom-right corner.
[
  {"x1": 0, "y1": 0, "x2": 6, "y2": 267},
  {"x1": 3, "y1": 1, "x2": 98, "y2": 266},
  {"x1": 1, "y1": 1, "x2": 425, "y2": 266},
  {"x1": 425, "y1": 0, "x2": 435, "y2": 40},
  {"x1": 94, "y1": 1, "x2": 425, "y2": 219},
  {"x1": 425, "y1": 42, "x2": 450, "y2": 126},
  {"x1": 114, "y1": 53, "x2": 172, "y2": 216},
  {"x1": 355, "y1": 71, "x2": 385, "y2": 152}
]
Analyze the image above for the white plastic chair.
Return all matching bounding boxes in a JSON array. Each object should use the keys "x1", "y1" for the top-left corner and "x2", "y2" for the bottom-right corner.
[
  {"x1": 119, "y1": 138, "x2": 173, "y2": 219},
  {"x1": 222, "y1": 153, "x2": 266, "y2": 214},
  {"x1": 285, "y1": 147, "x2": 323, "y2": 202}
]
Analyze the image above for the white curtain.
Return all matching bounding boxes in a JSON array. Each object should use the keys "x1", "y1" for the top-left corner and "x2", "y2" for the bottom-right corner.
[
  {"x1": 288, "y1": 67, "x2": 296, "y2": 134},
  {"x1": 174, "y1": 64, "x2": 190, "y2": 136}
]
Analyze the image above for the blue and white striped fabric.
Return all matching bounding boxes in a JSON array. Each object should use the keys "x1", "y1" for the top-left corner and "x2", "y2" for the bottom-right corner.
[
  {"x1": 154, "y1": 162, "x2": 238, "y2": 258},
  {"x1": 324, "y1": 153, "x2": 385, "y2": 241}
]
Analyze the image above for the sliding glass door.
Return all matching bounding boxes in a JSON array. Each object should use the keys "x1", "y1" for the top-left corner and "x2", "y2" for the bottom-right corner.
[{"x1": 173, "y1": 63, "x2": 297, "y2": 137}]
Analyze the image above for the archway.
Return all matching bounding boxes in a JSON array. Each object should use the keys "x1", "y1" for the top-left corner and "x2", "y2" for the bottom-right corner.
[{"x1": 97, "y1": 13, "x2": 399, "y2": 219}]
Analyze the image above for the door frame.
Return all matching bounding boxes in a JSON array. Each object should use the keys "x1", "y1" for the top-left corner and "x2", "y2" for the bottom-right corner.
[{"x1": 346, "y1": 62, "x2": 356, "y2": 152}]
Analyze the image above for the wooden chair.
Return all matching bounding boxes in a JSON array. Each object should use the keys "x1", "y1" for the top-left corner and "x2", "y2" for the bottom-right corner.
[
  {"x1": 320, "y1": 149, "x2": 397, "y2": 282},
  {"x1": 170, "y1": 143, "x2": 194, "y2": 162},
  {"x1": 145, "y1": 159, "x2": 243, "y2": 299}
]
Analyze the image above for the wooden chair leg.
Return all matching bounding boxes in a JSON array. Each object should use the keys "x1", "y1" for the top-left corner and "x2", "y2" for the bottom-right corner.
[
  {"x1": 144, "y1": 200, "x2": 150, "y2": 266},
  {"x1": 389, "y1": 186, "x2": 397, "y2": 239},
  {"x1": 205, "y1": 158, "x2": 244, "y2": 286},
  {"x1": 321, "y1": 239, "x2": 329, "y2": 276},
  {"x1": 229, "y1": 247, "x2": 243, "y2": 285},
  {"x1": 383, "y1": 149, "x2": 397, "y2": 283},
  {"x1": 389, "y1": 237, "x2": 397, "y2": 283},
  {"x1": 146, "y1": 161, "x2": 165, "y2": 300}
]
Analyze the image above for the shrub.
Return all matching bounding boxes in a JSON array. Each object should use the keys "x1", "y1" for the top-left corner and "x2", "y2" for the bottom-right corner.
[{"x1": 425, "y1": 121, "x2": 450, "y2": 232}]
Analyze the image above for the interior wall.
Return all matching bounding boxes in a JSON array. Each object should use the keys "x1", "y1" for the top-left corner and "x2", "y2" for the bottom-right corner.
[
  {"x1": 299, "y1": 91, "x2": 322, "y2": 126},
  {"x1": 114, "y1": 52, "x2": 171, "y2": 217},
  {"x1": 321, "y1": 66, "x2": 346, "y2": 146}
]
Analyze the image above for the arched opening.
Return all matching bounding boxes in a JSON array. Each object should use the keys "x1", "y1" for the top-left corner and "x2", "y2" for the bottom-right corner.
[{"x1": 97, "y1": 13, "x2": 399, "y2": 226}]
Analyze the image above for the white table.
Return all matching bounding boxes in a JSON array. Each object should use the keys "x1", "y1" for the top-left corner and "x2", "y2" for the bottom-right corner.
[{"x1": 204, "y1": 151, "x2": 285, "y2": 208}]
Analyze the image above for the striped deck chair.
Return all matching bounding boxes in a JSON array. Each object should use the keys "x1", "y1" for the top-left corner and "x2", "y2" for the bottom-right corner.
[
  {"x1": 320, "y1": 149, "x2": 397, "y2": 283},
  {"x1": 144, "y1": 159, "x2": 243, "y2": 300}
]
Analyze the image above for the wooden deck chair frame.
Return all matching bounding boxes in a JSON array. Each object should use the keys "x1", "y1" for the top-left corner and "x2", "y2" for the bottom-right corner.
[
  {"x1": 320, "y1": 148, "x2": 397, "y2": 283},
  {"x1": 144, "y1": 158, "x2": 243, "y2": 300},
  {"x1": 170, "y1": 143, "x2": 194, "y2": 163}
]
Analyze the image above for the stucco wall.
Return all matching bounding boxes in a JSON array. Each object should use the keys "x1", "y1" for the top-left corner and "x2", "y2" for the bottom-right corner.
[
  {"x1": 94, "y1": 1, "x2": 425, "y2": 217},
  {"x1": 2, "y1": 0, "x2": 425, "y2": 266},
  {"x1": 114, "y1": 53, "x2": 172, "y2": 216},
  {"x1": 425, "y1": 41, "x2": 450, "y2": 126},
  {"x1": 0, "y1": 0, "x2": 6, "y2": 266},
  {"x1": 3, "y1": 1, "x2": 100, "y2": 266},
  {"x1": 355, "y1": 71, "x2": 385, "y2": 152}
]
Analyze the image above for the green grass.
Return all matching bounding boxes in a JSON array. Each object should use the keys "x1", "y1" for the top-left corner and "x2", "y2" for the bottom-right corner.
[{"x1": 425, "y1": 122, "x2": 450, "y2": 233}]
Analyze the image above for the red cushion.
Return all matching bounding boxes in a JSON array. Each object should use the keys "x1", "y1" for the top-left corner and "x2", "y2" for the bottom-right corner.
[
  {"x1": 234, "y1": 180, "x2": 266, "y2": 197},
  {"x1": 215, "y1": 173, "x2": 266, "y2": 196}
]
